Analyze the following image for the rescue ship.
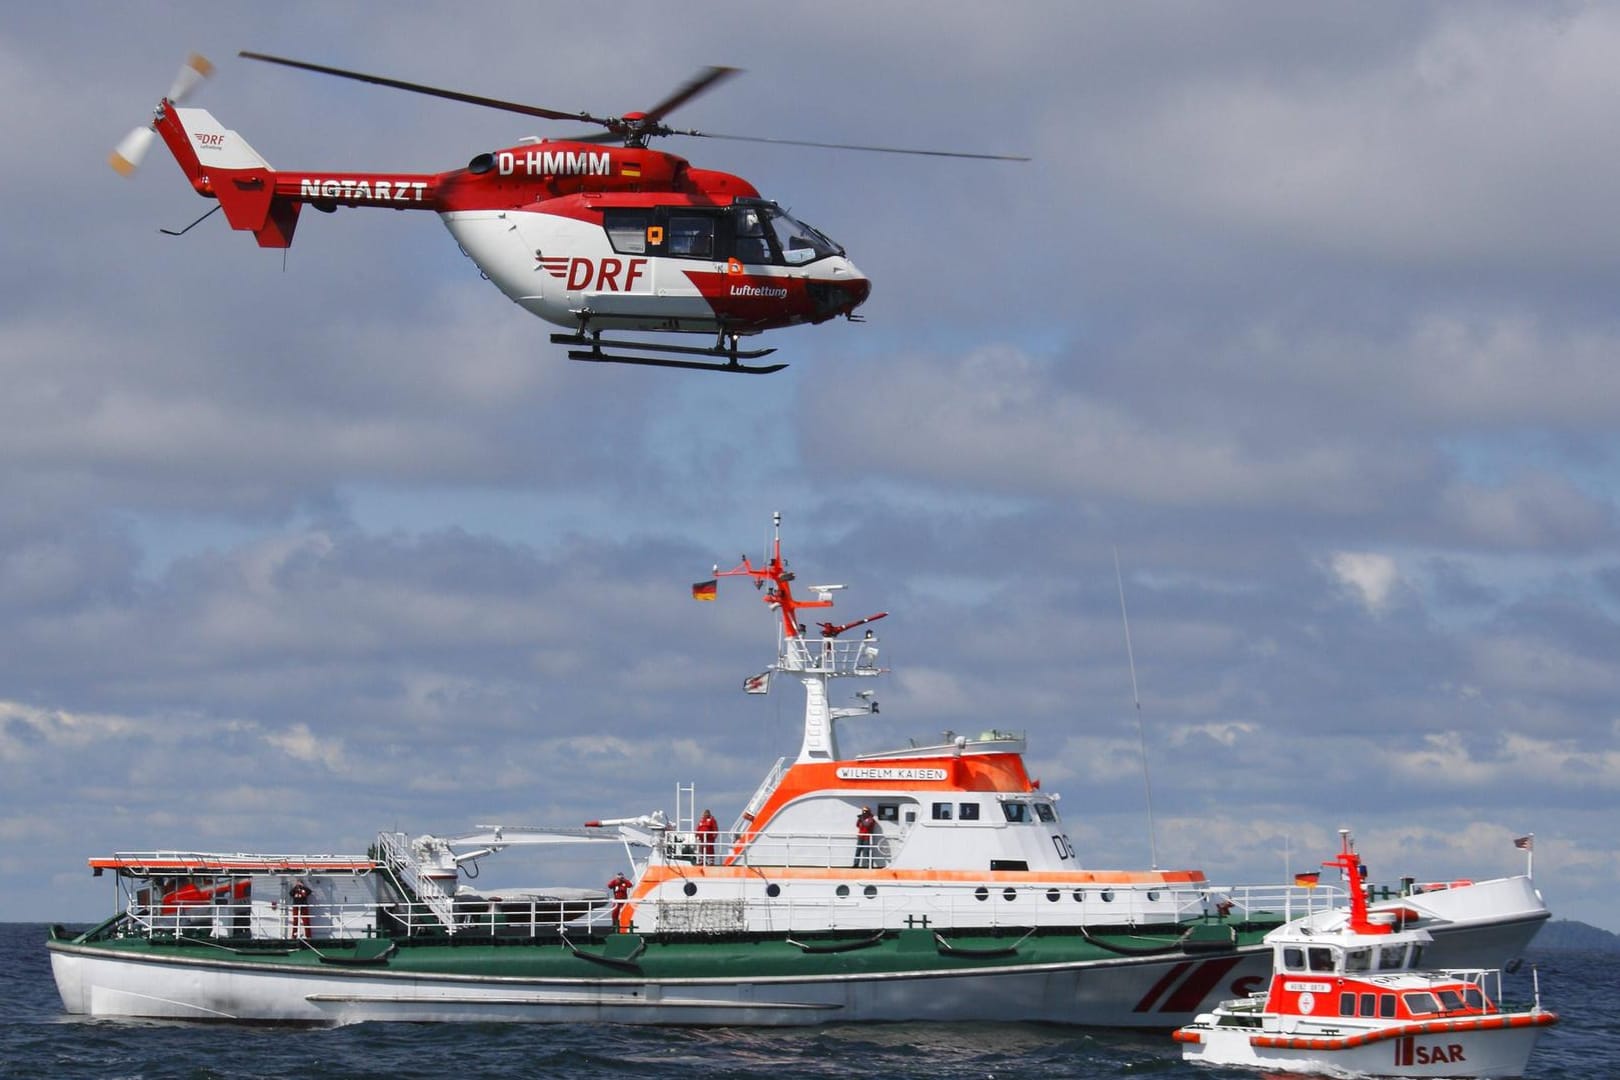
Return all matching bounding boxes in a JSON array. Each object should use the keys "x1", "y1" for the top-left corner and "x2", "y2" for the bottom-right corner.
[
  {"x1": 48, "y1": 517, "x2": 1550, "y2": 1025},
  {"x1": 1174, "y1": 831, "x2": 1556, "y2": 1077}
]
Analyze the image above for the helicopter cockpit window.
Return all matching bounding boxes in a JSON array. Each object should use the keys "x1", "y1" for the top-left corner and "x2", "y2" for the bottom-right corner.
[
  {"x1": 603, "y1": 209, "x2": 651, "y2": 255},
  {"x1": 667, "y1": 215, "x2": 716, "y2": 259},
  {"x1": 734, "y1": 206, "x2": 772, "y2": 265},
  {"x1": 768, "y1": 208, "x2": 842, "y2": 265}
]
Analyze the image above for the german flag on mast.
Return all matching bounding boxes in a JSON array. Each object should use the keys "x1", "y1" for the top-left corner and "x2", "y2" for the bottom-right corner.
[{"x1": 692, "y1": 579, "x2": 718, "y2": 601}]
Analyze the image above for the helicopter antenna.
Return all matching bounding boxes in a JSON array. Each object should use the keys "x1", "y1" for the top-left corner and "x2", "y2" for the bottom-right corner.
[{"x1": 1114, "y1": 546, "x2": 1159, "y2": 870}]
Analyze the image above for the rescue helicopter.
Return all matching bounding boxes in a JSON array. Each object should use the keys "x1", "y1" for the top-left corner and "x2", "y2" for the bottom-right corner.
[{"x1": 111, "y1": 53, "x2": 1025, "y2": 374}]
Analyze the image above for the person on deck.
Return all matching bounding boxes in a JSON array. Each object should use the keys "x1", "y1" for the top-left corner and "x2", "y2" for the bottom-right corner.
[
  {"x1": 854, "y1": 806, "x2": 877, "y2": 868},
  {"x1": 288, "y1": 879, "x2": 312, "y2": 939},
  {"x1": 607, "y1": 873, "x2": 633, "y2": 930},
  {"x1": 697, "y1": 809, "x2": 719, "y2": 866}
]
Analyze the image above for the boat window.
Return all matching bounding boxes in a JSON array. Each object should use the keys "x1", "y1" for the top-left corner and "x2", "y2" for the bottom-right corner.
[
  {"x1": 1359, "y1": 992, "x2": 1375, "y2": 1016},
  {"x1": 603, "y1": 208, "x2": 651, "y2": 254},
  {"x1": 1308, "y1": 947, "x2": 1336, "y2": 972},
  {"x1": 836, "y1": 884, "x2": 850, "y2": 898},
  {"x1": 1001, "y1": 801, "x2": 1028, "y2": 823},
  {"x1": 1379, "y1": 943, "x2": 1408, "y2": 970},
  {"x1": 932, "y1": 802, "x2": 952, "y2": 821},
  {"x1": 1034, "y1": 803, "x2": 1057, "y2": 823},
  {"x1": 1437, "y1": 989, "x2": 1465, "y2": 1012},
  {"x1": 1404, "y1": 992, "x2": 1440, "y2": 1015},
  {"x1": 1345, "y1": 947, "x2": 1371, "y2": 972},
  {"x1": 1410, "y1": 944, "x2": 1424, "y2": 968},
  {"x1": 1462, "y1": 986, "x2": 1485, "y2": 1011},
  {"x1": 666, "y1": 215, "x2": 716, "y2": 259},
  {"x1": 959, "y1": 802, "x2": 980, "y2": 821},
  {"x1": 1380, "y1": 994, "x2": 1396, "y2": 1018},
  {"x1": 1338, "y1": 992, "x2": 1355, "y2": 1016},
  {"x1": 1282, "y1": 947, "x2": 1306, "y2": 971},
  {"x1": 877, "y1": 804, "x2": 900, "y2": 822}
]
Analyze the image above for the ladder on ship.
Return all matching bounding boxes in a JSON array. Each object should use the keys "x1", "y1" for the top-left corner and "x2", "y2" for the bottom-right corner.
[{"x1": 376, "y1": 831, "x2": 458, "y2": 934}]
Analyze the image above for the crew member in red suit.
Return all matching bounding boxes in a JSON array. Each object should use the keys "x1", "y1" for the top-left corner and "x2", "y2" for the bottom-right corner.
[
  {"x1": 288, "y1": 879, "x2": 313, "y2": 939},
  {"x1": 855, "y1": 806, "x2": 878, "y2": 868},
  {"x1": 607, "y1": 872, "x2": 633, "y2": 930},
  {"x1": 697, "y1": 809, "x2": 719, "y2": 865}
]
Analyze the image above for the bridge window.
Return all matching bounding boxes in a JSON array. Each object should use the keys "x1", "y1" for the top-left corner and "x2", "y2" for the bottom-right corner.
[
  {"x1": 1308, "y1": 947, "x2": 1336, "y2": 972},
  {"x1": 1034, "y1": 803, "x2": 1057, "y2": 823},
  {"x1": 1345, "y1": 947, "x2": 1371, "y2": 972},
  {"x1": 959, "y1": 802, "x2": 980, "y2": 821},
  {"x1": 1404, "y1": 992, "x2": 1440, "y2": 1016},
  {"x1": 877, "y1": 803, "x2": 900, "y2": 822},
  {"x1": 932, "y1": 802, "x2": 952, "y2": 820},
  {"x1": 1001, "y1": 801, "x2": 1028, "y2": 823},
  {"x1": 1282, "y1": 947, "x2": 1305, "y2": 971}
]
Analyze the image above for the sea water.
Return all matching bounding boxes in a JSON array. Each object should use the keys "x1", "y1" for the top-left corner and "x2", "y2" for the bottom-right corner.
[{"x1": 5, "y1": 924, "x2": 1614, "y2": 1079}]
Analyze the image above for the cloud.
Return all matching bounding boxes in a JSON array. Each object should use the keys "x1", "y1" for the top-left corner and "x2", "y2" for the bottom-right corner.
[{"x1": 1327, "y1": 551, "x2": 1402, "y2": 615}]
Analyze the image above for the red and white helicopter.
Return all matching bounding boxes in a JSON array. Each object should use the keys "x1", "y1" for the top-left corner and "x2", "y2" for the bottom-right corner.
[{"x1": 112, "y1": 53, "x2": 1024, "y2": 374}]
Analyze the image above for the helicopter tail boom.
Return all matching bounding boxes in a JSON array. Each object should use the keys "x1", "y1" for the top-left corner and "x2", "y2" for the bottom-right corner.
[{"x1": 155, "y1": 105, "x2": 301, "y2": 247}]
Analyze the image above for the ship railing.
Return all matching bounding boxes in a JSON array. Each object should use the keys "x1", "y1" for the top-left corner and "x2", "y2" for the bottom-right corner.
[
  {"x1": 779, "y1": 635, "x2": 883, "y2": 676},
  {"x1": 113, "y1": 895, "x2": 611, "y2": 942},
  {"x1": 730, "y1": 756, "x2": 788, "y2": 839},
  {"x1": 667, "y1": 827, "x2": 892, "y2": 869}
]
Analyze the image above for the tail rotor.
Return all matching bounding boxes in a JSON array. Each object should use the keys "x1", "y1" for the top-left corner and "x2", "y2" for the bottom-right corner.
[{"x1": 109, "y1": 53, "x2": 213, "y2": 177}]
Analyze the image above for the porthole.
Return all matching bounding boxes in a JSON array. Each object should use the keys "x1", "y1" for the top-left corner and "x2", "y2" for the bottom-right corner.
[
  {"x1": 683, "y1": 881, "x2": 697, "y2": 897},
  {"x1": 1046, "y1": 889, "x2": 1061, "y2": 903},
  {"x1": 1100, "y1": 889, "x2": 1115, "y2": 902},
  {"x1": 1073, "y1": 889, "x2": 1086, "y2": 902},
  {"x1": 765, "y1": 883, "x2": 781, "y2": 898},
  {"x1": 836, "y1": 884, "x2": 851, "y2": 898},
  {"x1": 1147, "y1": 890, "x2": 1160, "y2": 901},
  {"x1": 974, "y1": 886, "x2": 989, "y2": 902},
  {"x1": 863, "y1": 885, "x2": 877, "y2": 899},
  {"x1": 1003, "y1": 887, "x2": 1017, "y2": 902}
]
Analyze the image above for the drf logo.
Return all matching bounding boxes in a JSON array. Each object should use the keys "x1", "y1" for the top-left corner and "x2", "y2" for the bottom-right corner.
[
  {"x1": 538, "y1": 256, "x2": 649, "y2": 293},
  {"x1": 194, "y1": 133, "x2": 226, "y2": 147}
]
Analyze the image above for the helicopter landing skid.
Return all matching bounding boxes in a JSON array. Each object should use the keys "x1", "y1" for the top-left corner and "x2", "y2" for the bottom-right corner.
[{"x1": 551, "y1": 332, "x2": 787, "y2": 375}]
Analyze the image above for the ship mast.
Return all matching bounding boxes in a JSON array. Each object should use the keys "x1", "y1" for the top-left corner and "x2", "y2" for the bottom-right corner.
[{"x1": 712, "y1": 512, "x2": 885, "y2": 763}]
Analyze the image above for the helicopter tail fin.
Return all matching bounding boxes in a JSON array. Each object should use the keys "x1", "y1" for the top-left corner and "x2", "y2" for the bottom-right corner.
[{"x1": 156, "y1": 105, "x2": 301, "y2": 247}]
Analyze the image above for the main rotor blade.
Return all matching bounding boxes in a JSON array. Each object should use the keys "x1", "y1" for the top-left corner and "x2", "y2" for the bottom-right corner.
[
  {"x1": 640, "y1": 66, "x2": 740, "y2": 124},
  {"x1": 679, "y1": 129, "x2": 1030, "y2": 161},
  {"x1": 239, "y1": 50, "x2": 610, "y2": 126}
]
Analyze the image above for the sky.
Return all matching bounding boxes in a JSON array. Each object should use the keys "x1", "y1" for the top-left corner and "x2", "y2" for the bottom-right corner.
[{"x1": 2, "y1": 1, "x2": 1617, "y2": 932}]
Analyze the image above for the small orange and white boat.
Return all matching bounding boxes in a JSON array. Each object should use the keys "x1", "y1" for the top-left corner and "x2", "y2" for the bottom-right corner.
[{"x1": 1174, "y1": 830, "x2": 1557, "y2": 1077}]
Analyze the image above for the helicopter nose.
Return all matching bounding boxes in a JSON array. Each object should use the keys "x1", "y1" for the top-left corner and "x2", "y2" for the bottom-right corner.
[{"x1": 808, "y1": 274, "x2": 871, "y2": 322}]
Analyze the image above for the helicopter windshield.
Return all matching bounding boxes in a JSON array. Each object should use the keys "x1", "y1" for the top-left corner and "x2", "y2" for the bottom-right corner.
[{"x1": 762, "y1": 206, "x2": 843, "y2": 265}]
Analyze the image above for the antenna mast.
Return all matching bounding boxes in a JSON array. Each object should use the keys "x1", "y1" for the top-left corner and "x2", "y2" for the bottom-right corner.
[{"x1": 1115, "y1": 547, "x2": 1159, "y2": 870}]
